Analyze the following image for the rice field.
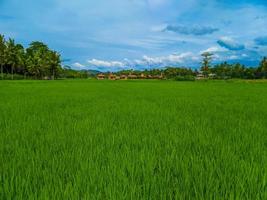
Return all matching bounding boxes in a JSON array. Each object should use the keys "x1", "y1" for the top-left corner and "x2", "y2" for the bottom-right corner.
[{"x1": 0, "y1": 80, "x2": 266, "y2": 199}]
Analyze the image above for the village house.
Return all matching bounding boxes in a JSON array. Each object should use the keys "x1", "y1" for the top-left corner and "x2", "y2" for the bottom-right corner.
[
  {"x1": 128, "y1": 74, "x2": 138, "y2": 79},
  {"x1": 153, "y1": 73, "x2": 164, "y2": 79},
  {"x1": 208, "y1": 73, "x2": 217, "y2": 79},
  {"x1": 140, "y1": 73, "x2": 147, "y2": 79},
  {"x1": 120, "y1": 75, "x2": 128, "y2": 80},
  {"x1": 108, "y1": 73, "x2": 116, "y2": 80},
  {"x1": 196, "y1": 73, "x2": 205, "y2": 80},
  {"x1": 97, "y1": 72, "x2": 164, "y2": 80},
  {"x1": 97, "y1": 73, "x2": 105, "y2": 80}
]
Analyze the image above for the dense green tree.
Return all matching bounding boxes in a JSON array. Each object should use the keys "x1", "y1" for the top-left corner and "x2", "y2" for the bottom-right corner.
[
  {"x1": 0, "y1": 35, "x2": 6, "y2": 80},
  {"x1": 15, "y1": 44, "x2": 27, "y2": 77},
  {"x1": 27, "y1": 41, "x2": 49, "y2": 55},
  {"x1": 47, "y1": 51, "x2": 61, "y2": 80},
  {"x1": 259, "y1": 57, "x2": 267, "y2": 78},
  {"x1": 212, "y1": 62, "x2": 255, "y2": 79},
  {"x1": 26, "y1": 41, "x2": 48, "y2": 78},
  {"x1": 5, "y1": 39, "x2": 18, "y2": 80},
  {"x1": 26, "y1": 41, "x2": 62, "y2": 79},
  {"x1": 164, "y1": 67, "x2": 194, "y2": 79},
  {"x1": 0, "y1": 34, "x2": 64, "y2": 80},
  {"x1": 232, "y1": 63, "x2": 245, "y2": 78}
]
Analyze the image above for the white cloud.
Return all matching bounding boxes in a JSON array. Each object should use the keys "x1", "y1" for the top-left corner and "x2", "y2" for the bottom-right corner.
[
  {"x1": 86, "y1": 52, "x2": 199, "y2": 71},
  {"x1": 129, "y1": 52, "x2": 198, "y2": 66},
  {"x1": 200, "y1": 46, "x2": 227, "y2": 54},
  {"x1": 72, "y1": 62, "x2": 86, "y2": 68},
  {"x1": 229, "y1": 55, "x2": 239, "y2": 60},
  {"x1": 87, "y1": 59, "x2": 125, "y2": 68}
]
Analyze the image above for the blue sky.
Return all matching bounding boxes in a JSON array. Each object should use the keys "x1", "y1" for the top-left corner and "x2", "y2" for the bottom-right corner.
[{"x1": 1, "y1": 0, "x2": 267, "y2": 71}]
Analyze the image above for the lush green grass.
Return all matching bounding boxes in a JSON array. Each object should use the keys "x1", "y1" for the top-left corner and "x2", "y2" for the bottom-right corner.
[{"x1": 0, "y1": 80, "x2": 266, "y2": 199}]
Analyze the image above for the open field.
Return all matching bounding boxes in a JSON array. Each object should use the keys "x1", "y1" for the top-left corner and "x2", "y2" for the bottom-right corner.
[{"x1": 0, "y1": 80, "x2": 266, "y2": 199}]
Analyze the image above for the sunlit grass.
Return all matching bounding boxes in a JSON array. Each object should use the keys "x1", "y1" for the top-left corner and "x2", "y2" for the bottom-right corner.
[{"x1": 0, "y1": 80, "x2": 266, "y2": 199}]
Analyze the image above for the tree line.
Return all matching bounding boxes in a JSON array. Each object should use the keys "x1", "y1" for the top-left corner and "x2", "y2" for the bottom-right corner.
[
  {"x1": 110, "y1": 53, "x2": 267, "y2": 80},
  {"x1": 0, "y1": 34, "x2": 62, "y2": 80},
  {"x1": 200, "y1": 52, "x2": 267, "y2": 79}
]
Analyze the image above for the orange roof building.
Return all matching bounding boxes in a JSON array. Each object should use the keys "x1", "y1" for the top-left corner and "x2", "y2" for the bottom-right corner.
[
  {"x1": 97, "y1": 74, "x2": 105, "y2": 80},
  {"x1": 128, "y1": 74, "x2": 138, "y2": 79},
  {"x1": 108, "y1": 73, "x2": 116, "y2": 80},
  {"x1": 120, "y1": 75, "x2": 128, "y2": 80}
]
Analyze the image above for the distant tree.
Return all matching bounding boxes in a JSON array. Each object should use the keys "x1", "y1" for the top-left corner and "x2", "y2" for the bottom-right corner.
[
  {"x1": 164, "y1": 67, "x2": 194, "y2": 79},
  {"x1": 244, "y1": 67, "x2": 256, "y2": 79},
  {"x1": 259, "y1": 57, "x2": 267, "y2": 78},
  {"x1": 212, "y1": 62, "x2": 250, "y2": 79},
  {"x1": 27, "y1": 42, "x2": 61, "y2": 79},
  {"x1": 0, "y1": 34, "x2": 63, "y2": 80},
  {"x1": 15, "y1": 44, "x2": 27, "y2": 77},
  {"x1": 26, "y1": 41, "x2": 52, "y2": 79},
  {"x1": 27, "y1": 41, "x2": 49, "y2": 55},
  {"x1": 26, "y1": 50, "x2": 43, "y2": 79},
  {"x1": 201, "y1": 52, "x2": 213, "y2": 76},
  {"x1": 5, "y1": 39, "x2": 17, "y2": 80},
  {"x1": 27, "y1": 41, "x2": 49, "y2": 65},
  {"x1": 47, "y1": 51, "x2": 61, "y2": 80},
  {"x1": 0, "y1": 35, "x2": 6, "y2": 79},
  {"x1": 232, "y1": 63, "x2": 245, "y2": 78}
]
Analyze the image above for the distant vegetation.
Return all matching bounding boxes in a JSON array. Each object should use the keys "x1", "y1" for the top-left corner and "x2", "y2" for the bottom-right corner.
[
  {"x1": 98, "y1": 58, "x2": 267, "y2": 81},
  {"x1": 106, "y1": 52, "x2": 267, "y2": 80},
  {"x1": 1, "y1": 34, "x2": 267, "y2": 80}
]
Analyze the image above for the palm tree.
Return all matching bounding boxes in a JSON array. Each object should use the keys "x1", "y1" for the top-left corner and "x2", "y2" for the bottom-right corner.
[
  {"x1": 15, "y1": 44, "x2": 26, "y2": 77},
  {"x1": 0, "y1": 34, "x2": 6, "y2": 80},
  {"x1": 0, "y1": 34, "x2": 65, "y2": 80},
  {"x1": 259, "y1": 57, "x2": 267, "y2": 78},
  {"x1": 26, "y1": 41, "x2": 50, "y2": 79},
  {"x1": 5, "y1": 39, "x2": 17, "y2": 80},
  {"x1": 47, "y1": 51, "x2": 61, "y2": 80},
  {"x1": 26, "y1": 51, "x2": 42, "y2": 79}
]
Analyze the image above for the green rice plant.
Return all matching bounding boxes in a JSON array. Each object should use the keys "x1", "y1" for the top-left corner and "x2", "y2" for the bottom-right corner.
[{"x1": 0, "y1": 80, "x2": 266, "y2": 199}]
